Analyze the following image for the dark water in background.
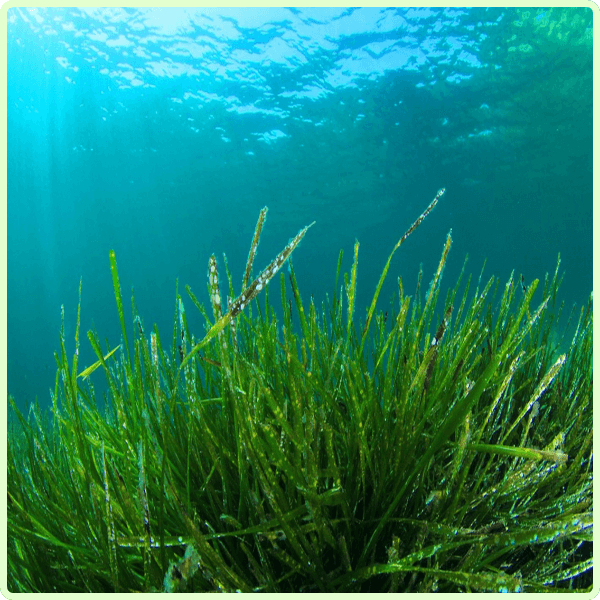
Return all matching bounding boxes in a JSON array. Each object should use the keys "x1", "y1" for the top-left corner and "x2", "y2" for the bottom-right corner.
[{"x1": 8, "y1": 7, "x2": 592, "y2": 414}]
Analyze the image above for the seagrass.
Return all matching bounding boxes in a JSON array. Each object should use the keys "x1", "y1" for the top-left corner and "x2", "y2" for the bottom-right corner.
[{"x1": 7, "y1": 191, "x2": 592, "y2": 592}]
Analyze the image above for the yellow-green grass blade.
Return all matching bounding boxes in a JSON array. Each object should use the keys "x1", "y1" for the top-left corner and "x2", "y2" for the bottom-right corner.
[
  {"x1": 78, "y1": 344, "x2": 121, "y2": 379},
  {"x1": 467, "y1": 442, "x2": 568, "y2": 464},
  {"x1": 109, "y1": 249, "x2": 130, "y2": 361}
]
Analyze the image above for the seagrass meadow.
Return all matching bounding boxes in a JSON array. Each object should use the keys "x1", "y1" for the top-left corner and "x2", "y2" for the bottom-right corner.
[{"x1": 7, "y1": 190, "x2": 592, "y2": 593}]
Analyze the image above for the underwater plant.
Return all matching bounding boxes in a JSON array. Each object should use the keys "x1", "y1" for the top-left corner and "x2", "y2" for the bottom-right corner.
[{"x1": 7, "y1": 189, "x2": 592, "y2": 592}]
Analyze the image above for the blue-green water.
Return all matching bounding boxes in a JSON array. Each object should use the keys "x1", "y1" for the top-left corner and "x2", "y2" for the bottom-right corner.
[{"x1": 8, "y1": 7, "x2": 592, "y2": 414}]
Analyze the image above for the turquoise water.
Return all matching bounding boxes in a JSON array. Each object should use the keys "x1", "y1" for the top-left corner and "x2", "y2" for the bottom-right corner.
[{"x1": 8, "y1": 7, "x2": 592, "y2": 413}]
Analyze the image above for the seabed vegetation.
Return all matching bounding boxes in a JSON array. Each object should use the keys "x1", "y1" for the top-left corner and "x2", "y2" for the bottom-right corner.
[{"x1": 7, "y1": 189, "x2": 592, "y2": 592}]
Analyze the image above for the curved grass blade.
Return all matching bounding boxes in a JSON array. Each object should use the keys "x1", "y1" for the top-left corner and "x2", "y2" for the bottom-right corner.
[{"x1": 360, "y1": 188, "x2": 445, "y2": 354}]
